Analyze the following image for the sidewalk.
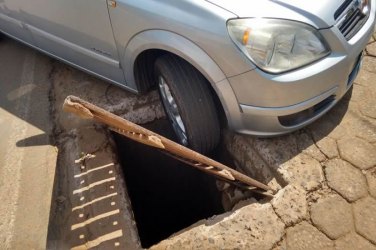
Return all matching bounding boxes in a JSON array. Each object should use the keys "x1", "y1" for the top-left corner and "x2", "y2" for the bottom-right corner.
[{"x1": 0, "y1": 38, "x2": 57, "y2": 249}]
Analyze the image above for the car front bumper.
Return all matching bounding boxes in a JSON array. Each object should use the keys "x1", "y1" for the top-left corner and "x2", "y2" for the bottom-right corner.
[{"x1": 224, "y1": 9, "x2": 375, "y2": 136}]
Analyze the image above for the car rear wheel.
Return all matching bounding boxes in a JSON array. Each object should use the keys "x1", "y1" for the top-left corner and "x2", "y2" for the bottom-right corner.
[{"x1": 154, "y1": 54, "x2": 220, "y2": 154}]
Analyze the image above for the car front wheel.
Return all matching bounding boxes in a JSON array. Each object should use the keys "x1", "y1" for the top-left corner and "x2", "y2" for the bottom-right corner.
[{"x1": 154, "y1": 54, "x2": 220, "y2": 154}]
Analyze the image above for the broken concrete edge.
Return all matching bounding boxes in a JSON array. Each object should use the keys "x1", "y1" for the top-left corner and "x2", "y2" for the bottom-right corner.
[
  {"x1": 149, "y1": 131, "x2": 327, "y2": 249},
  {"x1": 46, "y1": 59, "x2": 169, "y2": 249},
  {"x1": 48, "y1": 77, "x2": 141, "y2": 248},
  {"x1": 150, "y1": 182, "x2": 309, "y2": 250},
  {"x1": 47, "y1": 124, "x2": 142, "y2": 249},
  {"x1": 107, "y1": 128, "x2": 143, "y2": 249},
  {"x1": 150, "y1": 199, "x2": 286, "y2": 250}
]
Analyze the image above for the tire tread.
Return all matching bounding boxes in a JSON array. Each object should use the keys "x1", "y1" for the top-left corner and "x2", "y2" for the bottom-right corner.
[{"x1": 155, "y1": 54, "x2": 220, "y2": 153}]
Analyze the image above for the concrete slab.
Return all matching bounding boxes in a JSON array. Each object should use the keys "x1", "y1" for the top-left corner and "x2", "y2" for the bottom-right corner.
[
  {"x1": 44, "y1": 37, "x2": 163, "y2": 248},
  {"x1": 45, "y1": 51, "x2": 162, "y2": 249}
]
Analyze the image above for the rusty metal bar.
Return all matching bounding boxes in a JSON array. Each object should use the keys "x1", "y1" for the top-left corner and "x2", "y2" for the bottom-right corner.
[{"x1": 63, "y1": 95, "x2": 273, "y2": 194}]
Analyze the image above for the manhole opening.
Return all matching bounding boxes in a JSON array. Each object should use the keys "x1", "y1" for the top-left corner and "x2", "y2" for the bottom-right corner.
[{"x1": 113, "y1": 119, "x2": 225, "y2": 248}]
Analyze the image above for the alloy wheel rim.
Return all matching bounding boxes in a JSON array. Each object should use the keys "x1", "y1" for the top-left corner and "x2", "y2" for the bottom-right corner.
[{"x1": 158, "y1": 76, "x2": 188, "y2": 146}]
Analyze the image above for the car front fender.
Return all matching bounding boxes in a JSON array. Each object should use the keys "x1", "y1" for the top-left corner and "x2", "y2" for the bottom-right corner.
[
  {"x1": 123, "y1": 29, "x2": 241, "y2": 130},
  {"x1": 123, "y1": 30, "x2": 227, "y2": 91}
]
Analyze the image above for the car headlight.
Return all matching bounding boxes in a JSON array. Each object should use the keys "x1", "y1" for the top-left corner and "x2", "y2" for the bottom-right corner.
[{"x1": 227, "y1": 18, "x2": 330, "y2": 74}]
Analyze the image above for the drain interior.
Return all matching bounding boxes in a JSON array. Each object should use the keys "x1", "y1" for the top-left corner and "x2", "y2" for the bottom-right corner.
[{"x1": 113, "y1": 119, "x2": 224, "y2": 248}]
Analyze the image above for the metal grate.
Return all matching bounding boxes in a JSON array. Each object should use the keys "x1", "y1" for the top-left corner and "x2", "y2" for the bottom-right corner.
[{"x1": 335, "y1": 0, "x2": 370, "y2": 41}]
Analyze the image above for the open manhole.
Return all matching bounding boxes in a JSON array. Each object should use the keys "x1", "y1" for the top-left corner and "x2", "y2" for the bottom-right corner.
[
  {"x1": 48, "y1": 95, "x2": 275, "y2": 249},
  {"x1": 113, "y1": 119, "x2": 225, "y2": 248}
]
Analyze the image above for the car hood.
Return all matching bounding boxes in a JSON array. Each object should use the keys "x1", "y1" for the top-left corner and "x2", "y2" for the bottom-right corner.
[{"x1": 206, "y1": 0, "x2": 344, "y2": 28}]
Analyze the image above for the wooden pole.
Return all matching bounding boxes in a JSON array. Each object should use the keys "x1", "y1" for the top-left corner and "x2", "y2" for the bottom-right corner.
[{"x1": 63, "y1": 95, "x2": 273, "y2": 193}]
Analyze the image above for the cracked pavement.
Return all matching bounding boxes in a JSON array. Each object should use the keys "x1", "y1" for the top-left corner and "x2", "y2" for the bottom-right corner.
[{"x1": 153, "y1": 33, "x2": 376, "y2": 250}]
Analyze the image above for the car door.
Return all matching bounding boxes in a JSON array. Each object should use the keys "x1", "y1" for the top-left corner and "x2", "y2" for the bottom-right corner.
[
  {"x1": 0, "y1": 0, "x2": 34, "y2": 45},
  {"x1": 20, "y1": 0, "x2": 125, "y2": 85}
]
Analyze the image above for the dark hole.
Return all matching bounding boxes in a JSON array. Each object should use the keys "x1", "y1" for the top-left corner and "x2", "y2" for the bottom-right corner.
[{"x1": 113, "y1": 119, "x2": 224, "y2": 248}]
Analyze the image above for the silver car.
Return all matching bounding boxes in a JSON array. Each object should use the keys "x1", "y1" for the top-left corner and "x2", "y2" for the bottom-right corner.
[{"x1": 1, "y1": 0, "x2": 375, "y2": 153}]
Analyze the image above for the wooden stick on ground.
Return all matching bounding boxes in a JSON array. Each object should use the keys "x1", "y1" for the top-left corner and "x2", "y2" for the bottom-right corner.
[{"x1": 63, "y1": 95, "x2": 274, "y2": 194}]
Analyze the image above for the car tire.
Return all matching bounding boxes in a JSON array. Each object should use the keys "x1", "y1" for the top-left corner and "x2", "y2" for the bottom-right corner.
[{"x1": 155, "y1": 54, "x2": 220, "y2": 154}]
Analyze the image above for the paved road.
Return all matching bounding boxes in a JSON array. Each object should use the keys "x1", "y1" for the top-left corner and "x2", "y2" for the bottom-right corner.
[{"x1": 0, "y1": 38, "x2": 57, "y2": 249}]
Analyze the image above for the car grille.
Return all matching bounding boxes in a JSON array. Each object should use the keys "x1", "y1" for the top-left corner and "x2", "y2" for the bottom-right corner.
[{"x1": 335, "y1": 0, "x2": 370, "y2": 41}]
